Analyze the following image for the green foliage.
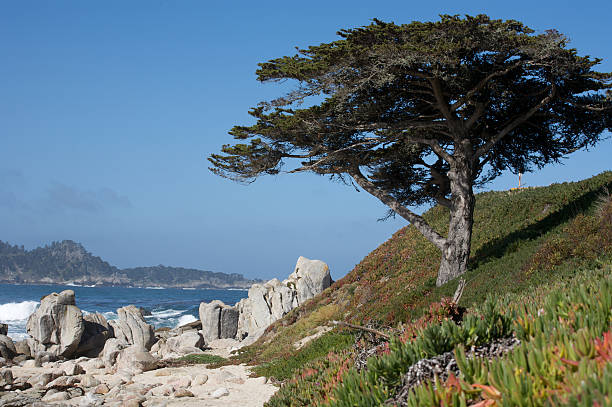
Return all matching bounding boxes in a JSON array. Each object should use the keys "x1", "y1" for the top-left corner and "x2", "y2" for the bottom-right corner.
[
  {"x1": 176, "y1": 353, "x2": 227, "y2": 365},
  {"x1": 253, "y1": 331, "x2": 354, "y2": 381},
  {"x1": 327, "y1": 264, "x2": 612, "y2": 407},
  {"x1": 264, "y1": 349, "x2": 355, "y2": 407}
]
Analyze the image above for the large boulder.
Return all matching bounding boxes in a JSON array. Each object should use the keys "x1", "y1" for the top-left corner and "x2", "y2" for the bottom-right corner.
[
  {"x1": 0, "y1": 335, "x2": 16, "y2": 360},
  {"x1": 108, "y1": 305, "x2": 156, "y2": 350},
  {"x1": 286, "y1": 256, "x2": 332, "y2": 305},
  {"x1": 101, "y1": 338, "x2": 128, "y2": 369},
  {"x1": 199, "y1": 301, "x2": 238, "y2": 342},
  {"x1": 25, "y1": 290, "x2": 84, "y2": 358},
  {"x1": 76, "y1": 312, "x2": 112, "y2": 357},
  {"x1": 235, "y1": 256, "x2": 331, "y2": 342},
  {"x1": 114, "y1": 345, "x2": 158, "y2": 374},
  {"x1": 166, "y1": 331, "x2": 206, "y2": 354}
]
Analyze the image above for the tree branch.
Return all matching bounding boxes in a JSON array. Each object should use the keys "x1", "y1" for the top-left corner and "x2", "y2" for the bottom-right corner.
[
  {"x1": 430, "y1": 78, "x2": 464, "y2": 137},
  {"x1": 450, "y1": 60, "x2": 524, "y2": 112},
  {"x1": 475, "y1": 84, "x2": 557, "y2": 158},
  {"x1": 403, "y1": 135, "x2": 455, "y2": 164},
  {"x1": 349, "y1": 168, "x2": 446, "y2": 250}
]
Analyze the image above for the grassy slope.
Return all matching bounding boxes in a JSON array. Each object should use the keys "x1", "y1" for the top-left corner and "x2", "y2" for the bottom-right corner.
[{"x1": 233, "y1": 171, "x2": 612, "y2": 383}]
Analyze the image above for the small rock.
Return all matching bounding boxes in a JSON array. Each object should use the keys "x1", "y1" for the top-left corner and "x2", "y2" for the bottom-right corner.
[
  {"x1": 210, "y1": 387, "x2": 229, "y2": 398},
  {"x1": 0, "y1": 323, "x2": 7, "y2": 335},
  {"x1": 170, "y1": 376, "x2": 191, "y2": 388},
  {"x1": 251, "y1": 376, "x2": 267, "y2": 385},
  {"x1": 0, "y1": 368, "x2": 13, "y2": 386},
  {"x1": 121, "y1": 399, "x2": 143, "y2": 407},
  {"x1": 106, "y1": 375, "x2": 125, "y2": 389},
  {"x1": 116, "y1": 369, "x2": 135, "y2": 383},
  {"x1": 45, "y1": 374, "x2": 80, "y2": 389},
  {"x1": 63, "y1": 361, "x2": 85, "y2": 376},
  {"x1": 22, "y1": 359, "x2": 38, "y2": 368},
  {"x1": 80, "y1": 374, "x2": 100, "y2": 388},
  {"x1": 154, "y1": 369, "x2": 171, "y2": 376},
  {"x1": 12, "y1": 355, "x2": 27, "y2": 364},
  {"x1": 42, "y1": 390, "x2": 70, "y2": 402},
  {"x1": 212, "y1": 369, "x2": 235, "y2": 384},
  {"x1": 227, "y1": 377, "x2": 245, "y2": 384},
  {"x1": 193, "y1": 373, "x2": 208, "y2": 385},
  {"x1": 174, "y1": 388, "x2": 194, "y2": 398},
  {"x1": 93, "y1": 383, "x2": 110, "y2": 394},
  {"x1": 14, "y1": 340, "x2": 30, "y2": 357},
  {"x1": 151, "y1": 383, "x2": 174, "y2": 396},
  {"x1": 79, "y1": 392, "x2": 103, "y2": 406}
]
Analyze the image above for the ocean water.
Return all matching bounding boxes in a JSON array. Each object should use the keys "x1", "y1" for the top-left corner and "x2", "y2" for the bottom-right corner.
[{"x1": 0, "y1": 284, "x2": 248, "y2": 341}]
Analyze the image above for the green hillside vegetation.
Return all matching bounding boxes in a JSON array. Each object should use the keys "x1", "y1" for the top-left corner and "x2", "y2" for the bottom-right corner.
[{"x1": 227, "y1": 171, "x2": 612, "y2": 405}]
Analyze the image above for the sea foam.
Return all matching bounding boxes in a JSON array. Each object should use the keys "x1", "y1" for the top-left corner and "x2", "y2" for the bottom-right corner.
[
  {"x1": 0, "y1": 300, "x2": 39, "y2": 322},
  {"x1": 176, "y1": 314, "x2": 198, "y2": 327}
]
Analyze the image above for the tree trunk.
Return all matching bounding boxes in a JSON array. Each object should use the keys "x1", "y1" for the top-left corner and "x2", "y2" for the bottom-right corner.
[{"x1": 436, "y1": 156, "x2": 475, "y2": 286}]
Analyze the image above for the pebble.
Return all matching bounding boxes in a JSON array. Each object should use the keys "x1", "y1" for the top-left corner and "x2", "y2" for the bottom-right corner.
[
  {"x1": 210, "y1": 387, "x2": 229, "y2": 398},
  {"x1": 193, "y1": 373, "x2": 208, "y2": 385},
  {"x1": 93, "y1": 383, "x2": 110, "y2": 394},
  {"x1": 174, "y1": 388, "x2": 195, "y2": 398},
  {"x1": 42, "y1": 390, "x2": 70, "y2": 402}
]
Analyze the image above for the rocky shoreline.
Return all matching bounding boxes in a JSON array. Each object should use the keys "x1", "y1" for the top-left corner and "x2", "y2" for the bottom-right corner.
[{"x1": 0, "y1": 256, "x2": 332, "y2": 406}]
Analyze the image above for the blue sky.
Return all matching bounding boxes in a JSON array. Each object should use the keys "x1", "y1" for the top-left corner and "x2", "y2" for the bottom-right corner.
[{"x1": 1, "y1": 1, "x2": 610, "y2": 281}]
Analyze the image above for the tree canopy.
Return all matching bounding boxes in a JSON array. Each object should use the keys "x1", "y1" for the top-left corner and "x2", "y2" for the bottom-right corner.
[{"x1": 210, "y1": 15, "x2": 611, "y2": 285}]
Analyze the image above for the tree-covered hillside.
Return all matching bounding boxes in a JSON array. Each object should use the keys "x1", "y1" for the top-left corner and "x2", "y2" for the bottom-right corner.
[{"x1": 0, "y1": 240, "x2": 256, "y2": 288}]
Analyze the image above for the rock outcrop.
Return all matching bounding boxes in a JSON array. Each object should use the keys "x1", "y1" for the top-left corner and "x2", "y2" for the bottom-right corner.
[
  {"x1": 200, "y1": 256, "x2": 332, "y2": 344},
  {"x1": 76, "y1": 312, "x2": 112, "y2": 357},
  {"x1": 25, "y1": 290, "x2": 84, "y2": 358},
  {"x1": 108, "y1": 305, "x2": 156, "y2": 350},
  {"x1": 0, "y1": 335, "x2": 17, "y2": 360},
  {"x1": 288, "y1": 256, "x2": 332, "y2": 305},
  {"x1": 199, "y1": 301, "x2": 239, "y2": 342}
]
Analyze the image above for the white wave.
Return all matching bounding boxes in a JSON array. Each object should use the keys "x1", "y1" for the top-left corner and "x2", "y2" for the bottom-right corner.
[
  {"x1": 176, "y1": 314, "x2": 197, "y2": 327},
  {"x1": 182, "y1": 288, "x2": 196, "y2": 290},
  {"x1": 102, "y1": 311, "x2": 118, "y2": 320},
  {"x1": 145, "y1": 286, "x2": 165, "y2": 290},
  {"x1": 7, "y1": 332, "x2": 30, "y2": 341},
  {"x1": 65, "y1": 282, "x2": 82, "y2": 287},
  {"x1": 0, "y1": 301, "x2": 39, "y2": 322},
  {"x1": 145, "y1": 309, "x2": 185, "y2": 319}
]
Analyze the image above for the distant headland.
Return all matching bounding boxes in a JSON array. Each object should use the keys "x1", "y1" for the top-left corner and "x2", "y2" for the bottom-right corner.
[{"x1": 0, "y1": 240, "x2": 259, "y2": 289}]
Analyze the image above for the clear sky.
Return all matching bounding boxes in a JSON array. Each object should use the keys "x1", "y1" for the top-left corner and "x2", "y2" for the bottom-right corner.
[{"x1": 1, "y1": 0, "x2": 610, "y2": 281}]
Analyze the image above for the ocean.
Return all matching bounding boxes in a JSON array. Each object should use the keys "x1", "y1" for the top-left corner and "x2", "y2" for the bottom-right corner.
[{"x1": 0, "y1": 283, "x2": 248, "y2": 341}]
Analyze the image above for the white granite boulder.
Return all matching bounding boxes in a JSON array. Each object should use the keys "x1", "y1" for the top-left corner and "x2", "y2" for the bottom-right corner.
[
  {"x1": 108, "y1": 305, "x2": 156, "y2": 350},
  {"x1": 287, "y1": 256, "x2": 332, "y2": 305},
  {"x1": 114, "y1": 345, "x2": 158, "y2": 374},
  {"x1": 0, "y1": 335, "x2": 16, "y2": 360},
  {"x1": 235, "y1": 256, "x2": 331, "y2": 342},
  {"x1": 199, "y1": 301, "x2": 239, "y2": 342},
  {"x1": 76, "y1": 312, "x2": 112, "y2": 357},
  {"x1": 25, "y1": 290, "x2": 84, "y2": 358},
  {"x1": 166, "y1": 330, "x2": 206, "y2": 354}
]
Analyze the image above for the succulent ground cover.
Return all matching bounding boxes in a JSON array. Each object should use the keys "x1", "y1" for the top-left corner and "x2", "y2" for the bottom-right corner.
[{"x1": 237, "y1": 172, "x2": 612, "y2": 405}]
